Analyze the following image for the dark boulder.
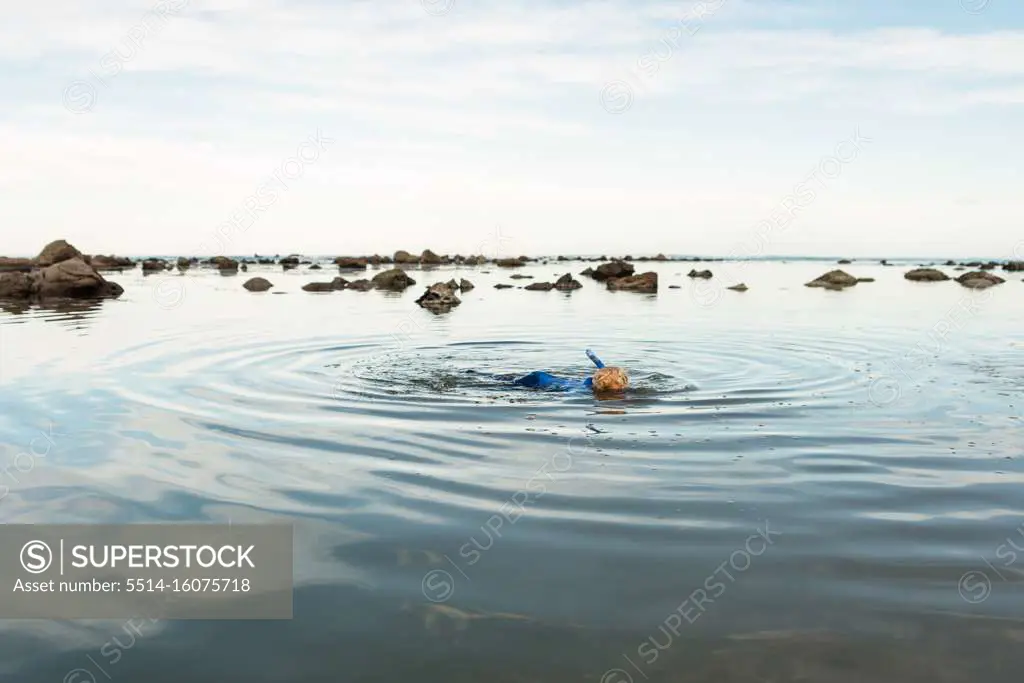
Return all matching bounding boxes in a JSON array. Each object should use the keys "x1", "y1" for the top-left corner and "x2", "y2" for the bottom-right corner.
[
  {"x1": 727, "y1": 283, "x2": 748, "y2": 291},
  {"x1": 592, "y1": 260, "x2": 633, "y2": 281},
  {"x1": 243, "y1": 277, "x2": 273, "y2": 292},
  {"x1": 554, "y1": 274, "x2": 582, "y2": 290},
  {"x1": 459, "y1": 278, "x2": 474, "y2": 291},
  {"x1": 509, "y1": 274, "x2": 533, "y2": 279},
  {"x1": 334, "y1": 257, "x2": 368, "y2": 269},
  {"x1": 302, "y1": 277, "x2": 348, "y2": 292},
  {"x1": 35, "y1": 240, "x2": 82, "y2": 267},
  {"x1": 0, "y1": 257, "x2": 35, "y2": 272},
  {"x1": 346, "y1": 279, "x2": 373, "y2": 291},
  {"x1": 494, "y1": 283, "x2": 513, "y2": 289},
  {"x1": 420, "y1": 249, "x2": 443, "y2": 265},
  {"x1": 524, "y1": 282, "x2": 554, "y2": 291},
  {"x1": 394, "y1": 250, "x2": 419, "y2": 264},
  {"x1": 371, "y1": 268, "x2": 416, "y2": 291},
  {"x1": 607, "y1": 271, "x2": 657, "y2": 292},
  {"x1": 416, "y1": 282, "x2": 461, "y2": 312},
  {"x1": 1004, "y1": 261, "x2": 1024, "y2": 272},
  {"x1": 805, "y1": 270, "x2": 858, "y2": 290},
  {"x1": 309, "y1": 264, "x2": 322, "y2": 270},
  {"x1": 905, "y1": 268, "x2": 950, "y2": 282},
  {"x1": 88, "y1": 255, "x2": 135, "y2": 271},
  {"x1": 955, "y1": 271, "x2": 1005, "y2": 289},
  {"x1": 496, "y1": 257, "x2": 525, "y2": 268},
  {"x1": 687, "y1": 269, "x2": 713, "y2": 279},
  {"x1": 142, "y1": 259, "x2": 168, "y2": 272},
  {"x1": 35, "y1": 258, "x2": 124, "y2": 299},
  {"x1": 0, "y1": 272, "x2": 35, "y2": 298}
]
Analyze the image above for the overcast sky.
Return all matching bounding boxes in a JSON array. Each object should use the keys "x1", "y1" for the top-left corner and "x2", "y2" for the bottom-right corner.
[{"x1": 1, "y1": 0, "x2": 1022, "y2": 259}]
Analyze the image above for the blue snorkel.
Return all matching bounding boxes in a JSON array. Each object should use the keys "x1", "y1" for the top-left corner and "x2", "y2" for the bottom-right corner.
[{"x1": 585, "y1": 349, "x2": 605, "y2": 369}]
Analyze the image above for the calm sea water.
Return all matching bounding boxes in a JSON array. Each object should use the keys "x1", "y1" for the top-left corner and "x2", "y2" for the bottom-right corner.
[{"x1": 0, "y1": 259, "x2": 1022, "y2": 682}]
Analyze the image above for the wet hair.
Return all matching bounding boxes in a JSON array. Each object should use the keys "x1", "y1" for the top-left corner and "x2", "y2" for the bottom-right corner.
[{"x1": 593, "y1": 366, "x2": 628, "y2": 392}]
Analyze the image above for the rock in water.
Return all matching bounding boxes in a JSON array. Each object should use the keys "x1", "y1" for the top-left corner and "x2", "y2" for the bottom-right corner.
[
  {"x1": 459, "y1": 278, "x2": 474, "y2": 291},
  {"x1": 805, "y1": 269, "x2": 858, "y2": 289},
  {"x1": 524, "y1": 281, "x2": 554, "y2": 291},
  {"x1": 1003, "y1": 261, "x2": 1024, "y2": 272},
  {"x1": 302, "y1": 277, "x2": 348, "y2": 292},
  {"x1": 35, "y1": 258, "x2": 124, "y2": 299},
  {"x1": 592, "y1": 260, "x2": 633, "y2": 281},
  {"x1": 35, "y1": 239, "x2": 82, "y2": 267},
  {"x1": 0, "y1": 272, "x2": 35, "y2": 298},
  {"x1": 728, "y1": 283, "x2": 748, "y2": 291},
  {"x1": 334, "y1": 257, "x2": 368, "y2": 269},
  {"x1": 687, "y1": 269, "x2": 713, "y2": 279},
  {"x1": 243, "y1": 277, "x2": 274, "y2": 292},
  {"x1": 494, "y1": 283, "x2": 513, "y2": 289},
  {"x1": 955, "y1": 271, "x2": 1005, "y2": 289},
  {"x1": 607, "y1": 272, "x2": 657, "y2": 292},
  {"x1": 394, "y1": 250, "x2": 419, "y2": 264},
  {"x1": 495, "y1": 258, "x2": 525, "y2": 268},
  {"x1": 346, "y1": 279, "x2": 373, "y2": 291},
  {"x1": 554, "y1": 274, "x2": 582, "y2": 290},
  {"x1": 372, "y1": 268, "x2": 416, "y2": 291},
  {"x1": 416, "y1": 282, "x2": 461, "y2": 312},
  {"x1": 905, "y1": 268, "x2": 950, "y2": 282},
  {"x1": 420, "y1": 249, "x2": 443, "y2": 265}
]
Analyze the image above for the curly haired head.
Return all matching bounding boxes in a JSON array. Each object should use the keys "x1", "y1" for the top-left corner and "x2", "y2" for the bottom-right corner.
[{"x1": 592, "y1": 366, "x2": 628, "y2": 392}]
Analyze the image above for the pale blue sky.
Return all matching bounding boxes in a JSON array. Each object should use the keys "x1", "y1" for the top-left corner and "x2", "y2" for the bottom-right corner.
[{"x1": 0, "y1": 0, "x2": 1021, "y2": 258}]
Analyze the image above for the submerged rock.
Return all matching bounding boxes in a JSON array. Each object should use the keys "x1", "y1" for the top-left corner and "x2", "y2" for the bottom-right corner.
[
  {"x1": 905, "y1": 268, "x2": 950, "y2": 282},
  {"x1": 509, "y1": 274, "x2": 533, "y2": 279},
  {"x1": 243, "y1": 277, "x2": 274, "y2": 292},
  {"x1": 837, "y1": 259, "x2": 852, "y2": 264},
  {"x1": 607, "y1": 271, "x2": 657, "y2": 293},
  {"x1": 372, "y1": 268, "x2": 416, "y2": 291},
  {"x1": 955, "y1": 271, "x2": 1005, "y2": 289},
  {"x1": 494, "y1": 283, "x2": 514, "y2": 289},
  {"x1": 728, "y1": 283, "x2": 748, "y2": 291},
  {"x1": 416, "y1": 282, "x2": 461, "y2": 312},
  {"x1": 805, "y1": 269, "x2": 858, "y2": 290}
]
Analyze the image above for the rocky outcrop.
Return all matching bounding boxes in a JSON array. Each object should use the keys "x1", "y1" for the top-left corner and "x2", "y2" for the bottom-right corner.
[
  {"x1": 334, "y1": 257, "x2": 368, "y2": 269},
  {"x1": 554, "y1": 274, "x2": 582, "y2": 290},
  {"x1": 805, "y1": 270, "x2": 858, "y2": 290},
  {"x1": 905, "y1": 268, "x2": 949, "y2": 282},
  {"x1": 371, "y1": 268, "x2": 416, "y2": 291},
  {"x1": 416, "y1": 282, "x2": 461, "y2": 313},
  {"x1": 607, "y1": 271, "x2": 657, "y2": 292},
  {"x1": 36, "y1": 240, "x2": 82, "y2": 267},
  {"x1": 687, "y1": 269, "x2": 713, "y2": 279},
  {"x1": 955, "y1": 271, "x2": 1005, "y2": 289},
  {"x1": 1004, "y1": 261, "x2": 1024, "y2": 272},
  {"x1": 302, "y1": 276, "x2": 348, "y2": 292},
  {"x1": 243, "y1": 277, "x2": 274, "y2": 292}
]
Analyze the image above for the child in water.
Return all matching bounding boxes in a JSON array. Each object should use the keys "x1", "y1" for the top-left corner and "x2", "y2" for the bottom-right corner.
[{"x1": 497, "y1": 350, "x2": 629, "y2": 393}]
